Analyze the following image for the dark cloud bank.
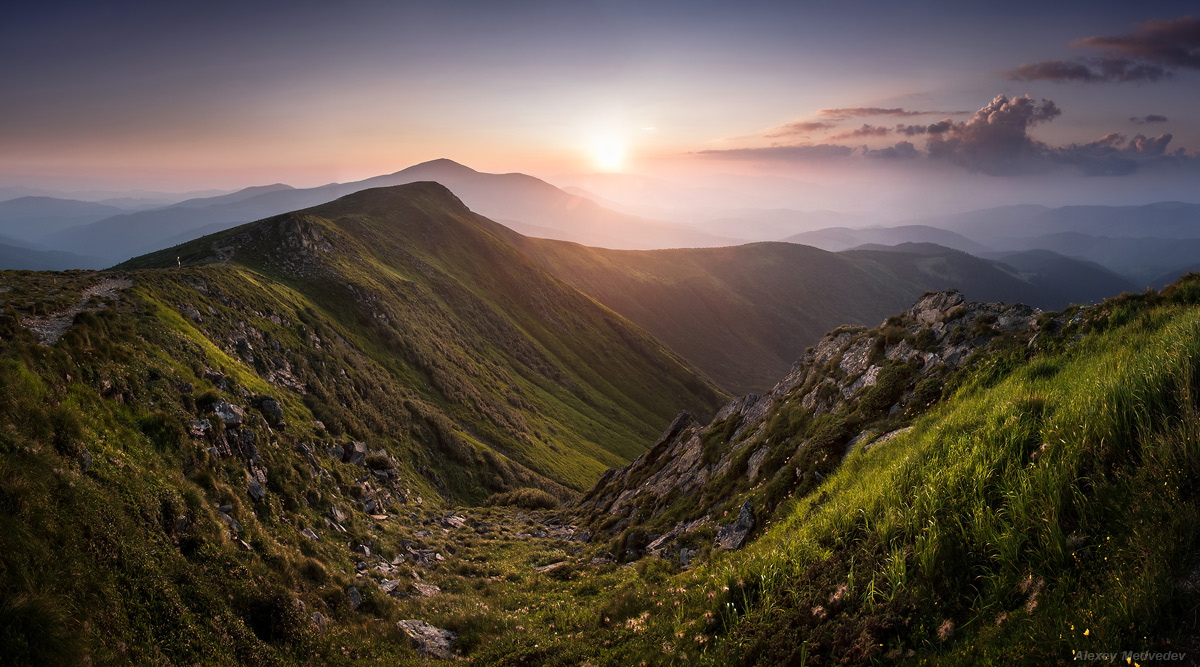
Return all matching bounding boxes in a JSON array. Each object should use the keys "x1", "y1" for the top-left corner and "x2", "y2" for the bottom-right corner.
[{"x1": 1006, "y1": 16, "x2": 1200, "y2": 83}]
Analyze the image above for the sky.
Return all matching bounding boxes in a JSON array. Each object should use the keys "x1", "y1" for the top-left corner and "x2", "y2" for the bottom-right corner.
[{"x1": 2, "y1": 0, "x2": 1198, "y2": 216}]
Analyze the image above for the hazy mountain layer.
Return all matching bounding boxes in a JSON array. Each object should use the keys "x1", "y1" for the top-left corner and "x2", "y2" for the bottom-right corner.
[
  {"x1": 508, "y1": 238, "x2": 1134, "y2": 394},
  {"x1": 28, "y1": 160, "x2": 733, "y2": 266}
]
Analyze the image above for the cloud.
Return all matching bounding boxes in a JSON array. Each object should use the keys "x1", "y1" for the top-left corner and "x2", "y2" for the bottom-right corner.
[
  {"x1": 819, "y1": 107, "x2": 967, "y2": 120},
  {"x1": 766, "y1": 121, "x2": 834, "y2": 137},
  {"x1": 1050, "y1": 132, "x2": 1176, "y2": 176},
  {"x1": 1005, "y1": 16, "x2": 1199, "y2": 83},
  {"x1": 865, "y1": 141, "x2": 920, "y2": 160},
  {"x1": 1127, "y1": 133, "x2": 1173, "y2": 156},
  {"x1": 700, "y1": 94, "x2": 1193, "y2": 176},
  {"x1": 696, "y1": 143, "x2": 855, "y2": 162},
  {"x1": 926, "y1": 94, "x2": 1061, "y2": 175},
  {"x1": 1074, "y1": 16, "x2": 1200, "y2": 68},
  {"x1": 829, "y1": 124, "x2": 892, "y2": 140}
]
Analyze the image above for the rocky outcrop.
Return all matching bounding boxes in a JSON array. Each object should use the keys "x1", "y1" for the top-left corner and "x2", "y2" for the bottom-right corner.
[
  {"x1": 396, "y1": 619, "x2": 456, "y2": 660},
  {"x1": 578, "y1": 290, "x2": 1043, "y2": 559},
  {"x1": 715, "y1": 500, "x2": 756, "y2": 550}
]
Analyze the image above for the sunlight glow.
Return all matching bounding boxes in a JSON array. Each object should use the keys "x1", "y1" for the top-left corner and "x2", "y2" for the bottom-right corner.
[{"x1": 589, "y1": 135, "x2": 627, "y2": 172}]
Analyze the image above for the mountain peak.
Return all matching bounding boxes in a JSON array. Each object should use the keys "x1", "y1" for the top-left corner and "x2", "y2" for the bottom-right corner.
[{"x1": 396, "y1": 158, "x2": 479, "y2": 176}]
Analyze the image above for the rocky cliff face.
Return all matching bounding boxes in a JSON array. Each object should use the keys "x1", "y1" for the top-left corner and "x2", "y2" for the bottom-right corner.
[{"x1": 578, "y1": 290, "x2": 1043, "y2": 562}]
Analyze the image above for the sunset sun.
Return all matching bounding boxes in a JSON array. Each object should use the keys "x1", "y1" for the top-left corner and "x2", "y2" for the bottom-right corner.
[{"x1": 588, "y1": 134, "x2": 627, "y2": 172}]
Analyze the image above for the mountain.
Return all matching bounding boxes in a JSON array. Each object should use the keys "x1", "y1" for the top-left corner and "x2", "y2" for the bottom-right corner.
[
  {"x1": 918, "y1": 201, "x2": 1200, "y2": 244},
  {"x1": 0, "y1": 196, "x2": 130, "y2": 242},
  {"x1": 986, "y1": 232, "x2": 1200, "y2": 286},
  {"x1": 982, "y1": 248, "x2": 1137, "y2": 304},
  {"x1": 849, "y1": 243, "x2": 1137, "y2": 308},
  {"x1": 506, "y1": 238, "x2": 1131, "y2": 394},
  {"x1": 119, "y1": 182, "x2": 726, "y2": 490},
  {"x1": 36, "y1": 160, "x2": 735, "y2": 266},
  {"x1": 784, "y1": 224, "x2": 991, "y2": 254},
  {"x1": 0, "y1": 240, "x2": 106, "y2": 271}
]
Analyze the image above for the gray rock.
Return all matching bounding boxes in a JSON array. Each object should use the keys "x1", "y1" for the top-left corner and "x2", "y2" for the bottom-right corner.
[
  {"x1": 330, "y1": 505, "x2": 348, "y2": 524},
  {"x1": 248, "y1": 480, "x2": 265, "y2": 501},
  {"x1": 715, "y1": 500, "x2": 756, "y2": 551},
  {"x1": 310, "y1": 612, "x2": 327, "y2": 631},
  {"x1": 212, "y1": 401, "x2": 244, "y2": 426},
  {"x1": 346, "y1": 586, "x2": 362, "y2": 610},
  {"x1": 301, "y1": 528, "x2": 319, "y2": 541},
  {"x1": 396, "y1": 619, "x2": 456, "y2": 660},
  {"x1": 354, "y1": 544, "x2": 372, "y2": 557},
  {"x1": 78, "y1": 446, "x2": 92, "y2": 472},
  {"x1": 327, "y1": 444, "x2": 344, "y2": 460}
]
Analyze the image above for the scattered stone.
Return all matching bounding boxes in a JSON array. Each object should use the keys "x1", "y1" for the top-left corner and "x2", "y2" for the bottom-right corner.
[
  {"x1": 236, "y1": 539, "x2": 253, "y2": 552},
  {"x1": 187, "y1": 419, "x2": 211, "y2": 438},
  {"x1": 396, "y1": 619, "x2": 455, "y2": 660},
  {"x1": 414, "y1": 529, "x2": 432, "y2": 539},
  {"x1": 248, "y1": 480, "x2": 265, "y2": 501},
  {"x1": 218, "y1": 511, "x2": 242, "y2": 533},
  {"x1": 412, "y1": 582, "x2": 441, "y2": 597},
  {"x1": 301, "y1": 528, "x2": 319, "y2": 541},
  {"x1": 310, "y1": 612, "x2": 327, "y2": 631},
  {"x1": 327, "y1": 444, "x2": 344, "y2": 460},
  {"x1": 212, "y1": 401, "x2": 244, "y2": 426},
  {"x1": 715, "y1": 500, "x2": 756, "y2": 551},
  {"x1": 175, "y1": 516, "x2": 189, "y2": 533},
  {"x1": 535, "y1": 562, "x2": 567, "y2": 574},
  {"x1": 380, "y1": 579, "x2": 401, "y2": 594},
  {"x1": 330, "y1": 505, "x2": 348, "y2": 524},
  {"x1": 354, "y1": 544, "x2": 372, "y2": 557},
  {"x1": 346, "y1": 586, "x2": 362, "y2": 610},
  {"x1": 78, "y1": 446, "x2": 92, "y2": 472},
  {"x1": 440, "y1": 514, "x2": 467, "y2": 529}
]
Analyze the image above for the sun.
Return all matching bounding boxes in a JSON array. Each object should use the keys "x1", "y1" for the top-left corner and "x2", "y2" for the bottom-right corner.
[{"x1": 589, "y1": 135, "x2": 627, "y2": 172}]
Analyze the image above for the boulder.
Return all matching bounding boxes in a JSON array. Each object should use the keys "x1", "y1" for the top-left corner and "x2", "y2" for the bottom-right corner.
[
  {"x1": 396, "y1": 619, "x2": 456, "y2": 660},
  {"x1": 310, "y1": 612, "x2": 327, "y2": 632},
  {"x1": 248, "y1": 480, "x2": 265, "y2": 501},
  {"x1": 211, "y1": 401, "x2": 244, "y2": 426},
  {"x1": 78, "y1": 446, "x2": 92, "y2": 472},
  {"x1": 257, "y1": 396, "x2": 284, "y2": 425},
  {"x1": 346, "y1": 586, "x2": 362, "y2": 610},
  {"x1": 715, "y1": 500, "x2": 756, "y2": 551}
]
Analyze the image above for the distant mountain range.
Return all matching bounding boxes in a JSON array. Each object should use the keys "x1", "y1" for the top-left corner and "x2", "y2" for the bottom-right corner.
[{"x1": 3, "y1": 160, "x2": 733, "y2": 266}]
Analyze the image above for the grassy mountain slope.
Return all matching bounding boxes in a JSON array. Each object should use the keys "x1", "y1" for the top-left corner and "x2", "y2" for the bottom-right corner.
[
  {"x1": 468, "y1": 278, "x2": 1200, "y2": 665},
  {"x1": 121, "y1": 182, "x2": 725, "y2": 489},
  {"x1": 0, "y1": 182, "x2": 728, "y2": 665}
]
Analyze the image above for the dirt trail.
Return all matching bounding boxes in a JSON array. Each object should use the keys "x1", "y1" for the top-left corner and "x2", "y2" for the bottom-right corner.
[{"x1": 21, "y1": 277, "x2": 135, "y2": 346}]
